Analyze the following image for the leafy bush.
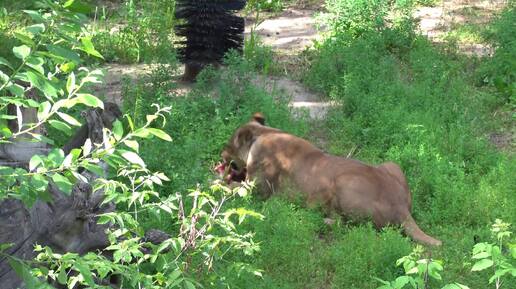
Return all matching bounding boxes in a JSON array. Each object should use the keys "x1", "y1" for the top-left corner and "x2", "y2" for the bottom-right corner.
[
  {"x1": 478, "y1": 5, "x2": 515, "y2": 103},
  {"x1": 376, "y1": 219, "x2": 515, "y2": 289},
  {"x1": 244, "y1": 29, "x2": 276, "y2": 74},
  {"x1": 0, "y1": 1, "x2": 262, "y2": 288},
  {"x1": 301, "y1": 1, "x2": 515, "y2": 288},
  {"x1": 323, "y1": 0, "x2": 390, "y2": 37},
  {"x1": 246, "y1": 0, "x2": 286, "y2": 12},
  {"x1": 92, "y1": 0, "x2": 177, "y2": 63}
]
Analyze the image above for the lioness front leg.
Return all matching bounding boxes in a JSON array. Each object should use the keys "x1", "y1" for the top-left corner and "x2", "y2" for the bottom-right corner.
[{"x1": 246, "y1": 163, "x2": 279, "y2": 199}]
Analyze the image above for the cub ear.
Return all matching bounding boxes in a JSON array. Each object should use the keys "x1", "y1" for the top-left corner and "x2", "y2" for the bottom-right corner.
[{"x1": 252, "y1": 112, "x2": 265, "y2": 125}]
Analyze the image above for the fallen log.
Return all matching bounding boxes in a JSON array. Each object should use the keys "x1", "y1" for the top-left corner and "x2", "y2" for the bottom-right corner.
[{"x1": 0, "y1": 103, "x2": 169, "y2": 288}]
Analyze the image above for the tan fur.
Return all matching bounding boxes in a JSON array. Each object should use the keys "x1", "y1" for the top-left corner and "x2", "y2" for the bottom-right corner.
[{"x1": 221, "y1": 115, "x2": 442, "y2": 246}]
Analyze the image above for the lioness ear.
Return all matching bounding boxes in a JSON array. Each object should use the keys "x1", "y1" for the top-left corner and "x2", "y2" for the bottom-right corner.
[
  {"x1": 252, "y1": 112, "x2": 265, "y2": 125},
  {"x1": 234, "y1": 127, "x2": 254, "y2": 148}
]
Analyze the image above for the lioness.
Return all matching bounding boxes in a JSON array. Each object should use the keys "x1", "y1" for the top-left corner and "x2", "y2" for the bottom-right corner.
[{"x1": 219, "y1": 113, "x2": 442, "y2": 246}]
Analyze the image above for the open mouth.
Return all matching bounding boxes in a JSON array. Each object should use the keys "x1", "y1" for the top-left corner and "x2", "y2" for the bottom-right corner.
[{"x1": 214, "y1": 161, "x2": 246, "y2": 184}]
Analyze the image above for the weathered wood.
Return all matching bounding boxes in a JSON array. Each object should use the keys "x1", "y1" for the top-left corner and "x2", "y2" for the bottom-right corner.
[{"x1": 0, "y1": 104, "x2": 118, "y2": 289}]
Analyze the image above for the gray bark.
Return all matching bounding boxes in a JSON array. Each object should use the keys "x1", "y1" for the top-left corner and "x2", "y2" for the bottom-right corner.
[{"x1": 0, "y1": 103, "x2": 138, "y2": 289}]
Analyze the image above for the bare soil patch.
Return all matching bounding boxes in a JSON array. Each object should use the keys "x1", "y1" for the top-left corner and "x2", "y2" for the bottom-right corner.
[{"x1": 414, "y1": 0, "x2": 508, "y2": 56}]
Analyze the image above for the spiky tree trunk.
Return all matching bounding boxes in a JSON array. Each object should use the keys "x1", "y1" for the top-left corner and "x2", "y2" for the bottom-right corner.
[{"x1": 175, "y1": 0, "x2": 246, "y2": 82}]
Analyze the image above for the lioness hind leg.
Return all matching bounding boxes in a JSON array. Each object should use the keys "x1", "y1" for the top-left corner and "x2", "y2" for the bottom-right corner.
[{"x1": 377, "y1": 162, "x2": 408, "y2": 190}]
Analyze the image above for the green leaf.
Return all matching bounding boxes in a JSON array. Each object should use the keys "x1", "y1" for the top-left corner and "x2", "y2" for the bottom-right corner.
[
  {"x1": 75, "y1": 93, "x2": 104, "y2": 108},
  {"x1": 80, "y1": 36, "x2": 104, "y2": 59},
  {"x1": 83, "y1": 163, "x2": 104, "y2": 176},
  {"x1": 0, "y1": 57, "x2": 13, "y2": 70},
  {"x1": 0, "y1": 70, "x2": 9, "y2": 84},
  {"x1": 47, "y1": 44, "x2": 81, "y2": 63},
  {"x1": 26, "y1": 23, "x2": 45, "y2": 35},
  {"x1": 442, "y1": 284, "x2": 471, "y2": 289},
  {"x1": 60, "y1": 62, "x2": 76, "y2": 73},
  {"x1": 57, "y1": 112, "x2": 81, "y2": 126},
  {"x1": 132, "y1": 128, "x2": 151, "y2": 138},
  {"x1": 471, "y1": 259, "x2": 494, "y2": 271},
  {"x1": 23, "y1": 10, "x2": 44, "y2": 22},
  {"x1": 52, "y1": 173, "x2": 73, "y2": 195},
  {"x1": 7, "y1": 83, "x2": 24, "y2": 97},
  {"x1": 29, "y1": 155, "x2": 44, "y2": 172},
  {"x1": 74, "y1": 260, "x2": 95, "y2": 286},
  {"x1": 489, "y1": 269, "x2": 510, "y2": 284},
  {"x1": 26, "y1": 71, "x2": 58, "y2": 99},
  {"x1": 120, "y1": 151, "x2": 146, "y2": 167},
  {"x1": 393, "y1": 276, "x2": 410, "y2": 288},
  {"x1": 80, "y1": 69, "x2": 103, "y2": 84},
  {"x1": 57, "y1": 268, "x2": 68, "y2": 284},
  {"x1": 125, "y1": 115, "x2": 135, "y2": 131},
  {"x1": 66, "y1": 71, "x2": 76, "y2": 94},
  {"x1": 26, "y1": 56, "x2": 45, "y2": 75},
  {"x1": 13, "y1": 45, "x2": 31, "y2": 60},
  {"x1": 0, "y1": 124, "x2": 12, "y2": 138},
  {"x1": 9, "y1": 258, "x2": 41, "y2": 289},
  {"x1": 49, "y1": 120, "x2": 72, "y2": 135},
  {"x1": 112, "y1": 120, "x2": 123, "y2": 141},
  {"x1": 472, "y1": 252, "x2": 490, "y2": 259},
  {"x1": 169, "y1": 270, "x2": 182, "y2": 283},
  {"x1": 30, "y1": 174, "x2": 49, "y2": 193},
  {"x1": 37, "y1": 101, "x2": 51, "y2": 121},
  {"x1": 147, "y1": 128, "x2": 172, "y2": 141},
  {"x1": 48, "y1": 149, "x2": 65, "y2": 167},
  {"x1": 184, "y1": 280, "x2": 196, "y2": 289},
  {"x1": 64, "y1": 0, "x2": 93, "y2": 14},
  {"x1": 14, "y1": 32, "x2": 35, "y2": 46},
  {"x1": 123, "y1": 139, "x2": 139, "y2": 152}
]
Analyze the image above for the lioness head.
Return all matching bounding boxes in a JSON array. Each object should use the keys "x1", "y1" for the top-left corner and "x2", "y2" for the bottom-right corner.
[{"x1": 217, "y1": 113, "x2": 266, "y2": 182}]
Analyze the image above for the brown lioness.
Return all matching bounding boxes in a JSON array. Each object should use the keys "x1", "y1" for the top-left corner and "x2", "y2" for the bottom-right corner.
[{"x1": 219, "y1": 113, "x2": 442, "y2": 246}]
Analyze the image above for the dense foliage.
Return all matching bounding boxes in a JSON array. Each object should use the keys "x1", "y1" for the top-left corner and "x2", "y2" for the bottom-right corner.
[{"x1": 0, "y1": 1, "x2": 261, "y2": 288}]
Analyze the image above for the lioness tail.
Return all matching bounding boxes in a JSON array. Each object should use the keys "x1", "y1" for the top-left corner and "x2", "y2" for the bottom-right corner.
[{"x1": 403, "y1": 215, "x2": 442, "y2": 246}]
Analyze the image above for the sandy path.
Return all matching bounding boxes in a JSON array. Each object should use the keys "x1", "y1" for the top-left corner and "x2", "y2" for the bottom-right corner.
[{"x1": 245, "y1": 8, "x2": 334, "y2": 119}]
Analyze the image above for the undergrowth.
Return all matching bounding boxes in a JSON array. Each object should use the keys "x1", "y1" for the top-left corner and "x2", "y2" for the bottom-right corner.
[
  {"x1": 303, "y1": 1, "x2": 515, "y2": 288},
  {"x1": 116, "y1": 0, "x2": 515, "y2": 287}
]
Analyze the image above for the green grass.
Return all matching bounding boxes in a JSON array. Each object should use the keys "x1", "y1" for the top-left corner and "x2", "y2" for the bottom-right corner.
[
  {"x1": 116, "y1": 3, "x2": 515, "y2": 286},
  {"x1": 444, "y1": 23, "x2": 486, "y2": 44},
  {"x1": 301, "y1": 2, "x2": 515, "y2": 288},
  {"x1": 121, "y1": 39, "x2": 514, "y2": 287}
]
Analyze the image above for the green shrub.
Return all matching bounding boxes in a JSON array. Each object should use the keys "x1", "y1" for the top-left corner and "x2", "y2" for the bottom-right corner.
[
  {"x1": 323, "y1": 0, "x2": 390, "y2": 37},
  {"x1": 301, "y1": 1, "x2": 515, "y2": 288},
  {"x1": 478, "y1": 5, "x2": 516, "y2": 103},
  {"x1": 92, "y1": 0, "x2": 176, "y2": 63},
  {"x1": 246, "y1": 0, "x2": 286, "y2": 12}
]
